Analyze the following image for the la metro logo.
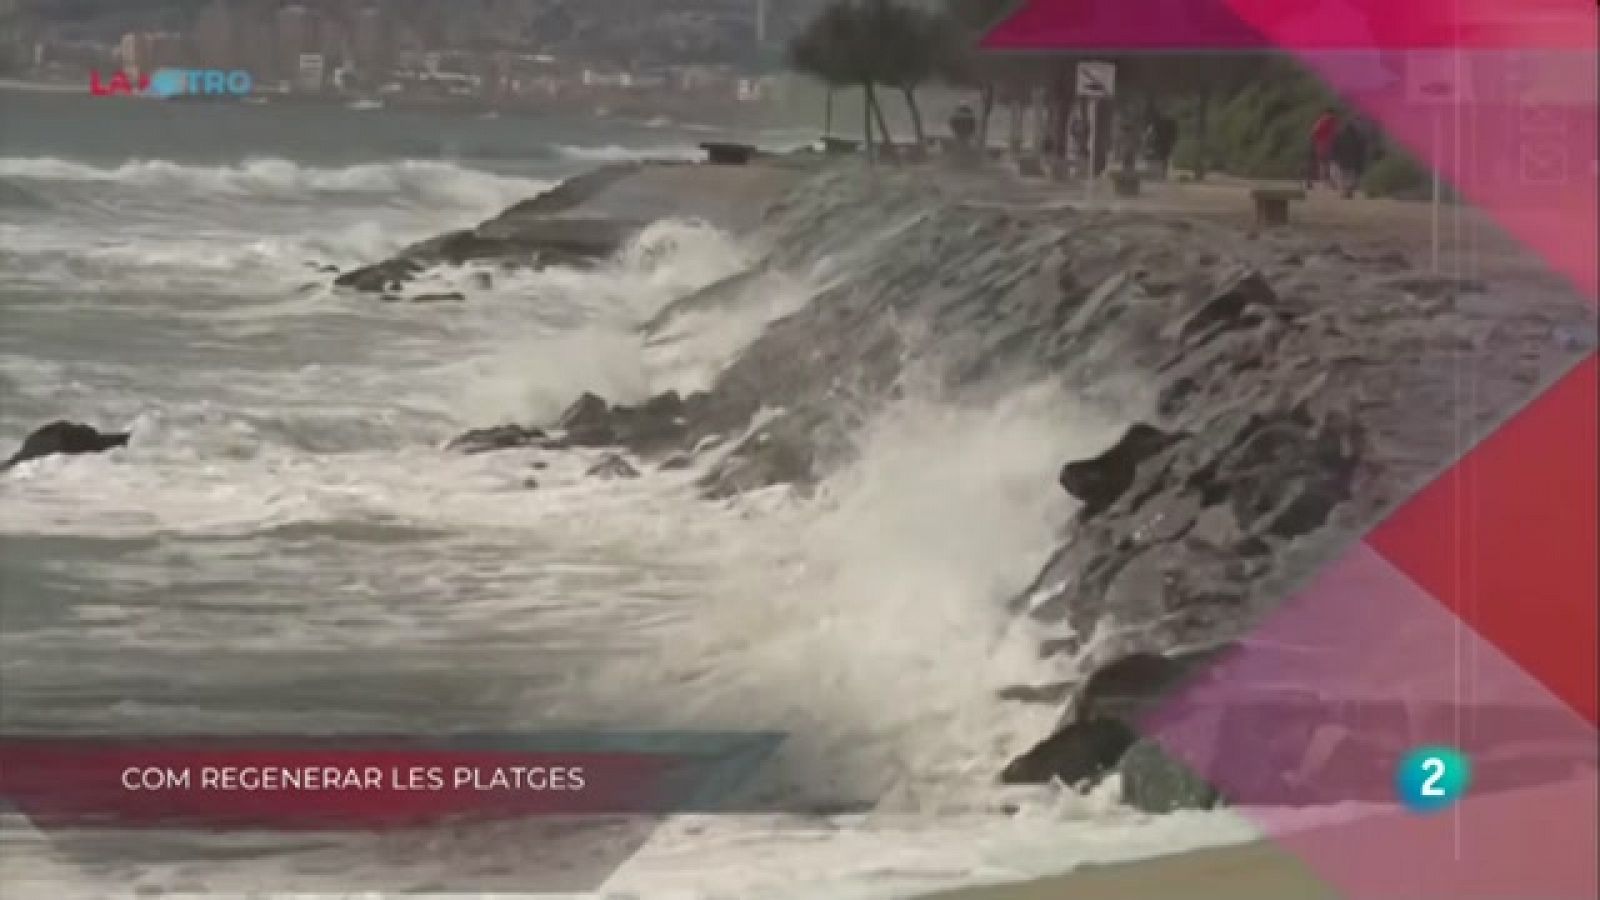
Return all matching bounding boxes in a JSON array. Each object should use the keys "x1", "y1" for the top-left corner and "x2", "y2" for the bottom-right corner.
[{"x1": 90, "y1": 69, "x2": 253, "y2": 98}]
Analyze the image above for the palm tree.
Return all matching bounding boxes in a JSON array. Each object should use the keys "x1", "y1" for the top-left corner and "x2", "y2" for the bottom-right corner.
[
  {"x1": 789, "y1": 0, "x2": 890, "y2": 160},
  {"x1": 872, "y1": 1, "x2": 954, "y2": 148}
]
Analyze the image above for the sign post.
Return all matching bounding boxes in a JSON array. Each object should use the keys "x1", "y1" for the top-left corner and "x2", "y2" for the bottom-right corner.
[
  {"x1": 1076, "y1": 61, "x2": 1116, "y2": 204},
  {"x1": 1406, "y1": 51, "x2": 1470, "y2": 273}
]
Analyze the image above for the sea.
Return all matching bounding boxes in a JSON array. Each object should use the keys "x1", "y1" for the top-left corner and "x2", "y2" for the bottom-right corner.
[{"x1": 0, "y1": 88, "x2": 1262, "y2": 898}]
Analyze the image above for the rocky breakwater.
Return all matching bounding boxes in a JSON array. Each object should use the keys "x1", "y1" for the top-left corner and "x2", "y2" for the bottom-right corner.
[
  {"x1": 439, "y1": 164, "x2": 1595, "y2": 809},
  {"x1": 333, "y1": 156, "x2": 821, "y2": 299},
  {"x1": 334, "y1": 164, "x2": 651, "y2": 295}
]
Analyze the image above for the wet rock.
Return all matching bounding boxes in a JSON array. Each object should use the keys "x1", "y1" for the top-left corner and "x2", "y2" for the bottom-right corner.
[
  {"x1": 660, "y1": 434, "x2": 726, "y2": 472},
  {"x1": 1381, "y1": 274, "x2": 1488, "y2": 297},
  {"x1": 447, "y1": 424, "x2": 549, "y2": 455},
  {"x1": 996, "y1": 682, "x2": 1075, "y2": 705},
  {"x1": 698, "y1": 417, "x2": 816, "y2": 499},
  {"x1": 522, "y1": 476, "x2": 540, "y2": 490},
  {"x1": 659, "y1": 452, "x2": 696, "y2": 471},
  {"x1": 608, "y1": 391, "x2": 687, "y2": 455},
  {"x1": 1000, "y1": 646, "x2": 1234, "y2": 788},
  {"x1": 3, "y1": 421, "x2": 130, "y2": 471},
  {"x1": 558, "y1": 392, "x2": 617, "y2": 447},
  {"x1": 335, "y1": 257, "x2": 424, "y2": 293},
  {"x1": 409, "y1": 292, "x2": 466, "y2": 305},
  {"x1": 1000, "y1": 716, "x2": 1139, "y2": 787},
  {"x1": 1118, "y1": 739, "x2": 1223, "y2": 813},
  {"x1": 1059, "y1": 424, "x2": 1185, "y2": 517},
  {"x1": 1173, "y1": 271, "x2": 1282, "y2": 347},
  {"x1": 586, "y1": 453, "x2": 641, "y2": 481},
  {"x1": 551, "y1": 391, "x2": 693, "y2": 455}
]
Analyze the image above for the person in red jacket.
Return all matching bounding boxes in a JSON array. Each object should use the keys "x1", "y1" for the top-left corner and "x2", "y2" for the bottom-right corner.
[{"x1": 1307, "y1": 108, "x2": 1341, "y2": 189}]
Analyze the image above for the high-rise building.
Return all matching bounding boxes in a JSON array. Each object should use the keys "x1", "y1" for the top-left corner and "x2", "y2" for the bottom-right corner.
[
  {"x1": 121, "y1": 31, "x2": 184, "y2": 76},
  {"x1": 233, "y1": 1, "x2": 280, "y2": 82},
  {"x1": 194, "y1": 0, "x2": 236, "y2": 68},
  {"x1": 353, "y1": 3, "x2": 393, "y2": 79},
  {"x1": 276, "y1": 3, "x2": 319, "y2": 84}
]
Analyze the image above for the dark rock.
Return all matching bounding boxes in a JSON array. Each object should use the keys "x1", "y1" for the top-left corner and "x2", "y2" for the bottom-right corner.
[
  {"x1": 659, "y1": 453, "x2": 696, "y2": 471},
  {"x1": 608, "y1": 391, "x2": 687, "y2": 454},
  {"x1": 522, "y1": 477, "x2": 540, "y2": 490},
  {"x1": 335, "y1": 257, "x2": 424, "y2": 293},
  {"x1": 996, "y1": 682, "x2": 1075, "y2": 705},
  {"x1": 1059, "y1": 424, "x2": 1185, "y2": 517},
  {"x1": 558, "y1": 393, "x2": 616, "y2": 447},
  {"x1": 1118, "y1": 739, "x2": 1223, "y2": 813},
  {"x1": 1000, "y1": 716, "x2": 1139, "y2": 787},
  {"x1": 549, "y1": 391, "x2": 693, "y2": 456},
  {"x1": 409, "y1": 292, "x2": 466, "y2": 305},
  {"x1": 701, "y1": 142, "x2": 757, "y2": 166},
  {"x1": 1371, "y1": 250, "x2": 1411, "y2": 271},
  {"x1": 586, "y1": 453, "x2": 641, "y2": 481},
  {"x1": 699, "y1": 418, "x2": 816, "y2": 499},
  {"x1": 1175, "y1": 271, "x2": 1281, "y2": 347},
  {"x1": 1382, "y1": 274, "x2": 1488, "y2": 297},
  {"x1": 471, "y1": 272, "x2": 494, "y2": 290},
  {"x1": 3, "y1": 421, "x2": 130, "y2": 471},
  {"x1": 447, "y1": 424, "x2": 549, "y2": 455},
  {"x1": 1000, "y1": 645, "x2": 1235, "y2": 788},
  {"x1": 1073, "y1": 652, "x2": 1193, "y2": 722}
]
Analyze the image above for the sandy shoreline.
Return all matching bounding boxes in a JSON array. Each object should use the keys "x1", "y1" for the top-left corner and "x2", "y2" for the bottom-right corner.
[{"x1": 919, "y1": 839, "x2": 1337, "y2": 899}]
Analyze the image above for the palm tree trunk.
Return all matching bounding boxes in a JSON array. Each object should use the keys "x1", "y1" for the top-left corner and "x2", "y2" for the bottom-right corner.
[
  {"x1": 978, "y1": 84, "x2": 995, "y2": 151},
  {"x1": 901, "y1": 86, "x2": 925, "y2": 147},
  {"x1": 1195, "y1": 90, "x2": 1210, "y2": 181},
  {"x1": 861, "y1": 83, "x2": 875, "y2": 164},
  {"x1": 824, "y1": 86, "x2": 834, "y2": 137},
  {"x1": 868, "y1": 84, "x2": 896, "y2": 162}
]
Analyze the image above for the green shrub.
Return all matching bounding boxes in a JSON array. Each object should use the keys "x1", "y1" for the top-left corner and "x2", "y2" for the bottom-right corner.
[{"x1": 1360, "y1": 152, "x2": 1430, "y2": 199}]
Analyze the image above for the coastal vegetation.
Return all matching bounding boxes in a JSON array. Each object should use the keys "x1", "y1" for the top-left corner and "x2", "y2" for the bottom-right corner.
[{"x1": 787, "y1": 0, "x2": 1421, "y2": 195}]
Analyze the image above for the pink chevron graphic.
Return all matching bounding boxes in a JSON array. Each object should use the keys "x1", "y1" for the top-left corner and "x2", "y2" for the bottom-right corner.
[{"x1": 984, "y1": 1, "x2": 1598, "y2": 896}]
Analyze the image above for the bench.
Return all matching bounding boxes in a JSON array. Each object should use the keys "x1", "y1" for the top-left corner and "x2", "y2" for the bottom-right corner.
[
  {"x1": 1251, "y1": 187, "x2": 1306, "y2": 227},
  {"x1": 700, "y1": 142, "x2": 757, "y2": 166},
  {"x1": 821, "y1": 136, "x2": 861, "y2": 156}
]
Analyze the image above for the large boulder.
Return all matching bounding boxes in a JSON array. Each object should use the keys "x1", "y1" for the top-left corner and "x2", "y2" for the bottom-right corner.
[
  {"x1": 334, "y1": 257, "x2": 424, "y2": 293},
  {"x1": 553, "y1": 391, "x2": 692, "y2": 455},
  {"x1": 3, "y1": 421, "x2": 131, "y2": 471},
  {"x1": 586, "y1": 453, "x2": 641, "y2": 481},
  {"x1": 446, "y1": 424, "x2": 549, "y2": 455},
  {"x1": 698, "y1": 415, "x2": 817, "y2": 499},
  {"x1": 1118, "y1": 738, "x2": 1223, "y2": 813},
  {"x1": 558, "y1": 393, "x2": 618, "y2": 447},
  {"x1": 1000, "y1": 715, "x2": 1139, "y2": 787},
  {"x1": 1059, "y1": 424, "x2": 1186, "y2": 517},
  {"x1": 1000, "y1": 645, "x2": 1234, "y2": 788}
]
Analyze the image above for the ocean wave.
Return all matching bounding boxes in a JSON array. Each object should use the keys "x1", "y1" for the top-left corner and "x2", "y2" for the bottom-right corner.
[
  {"x1": 554, "y1": 142, "x2": 706, "y2": 163},
  {"x1": 0, "y1": 157, "x2": 550, "y2": 210}
]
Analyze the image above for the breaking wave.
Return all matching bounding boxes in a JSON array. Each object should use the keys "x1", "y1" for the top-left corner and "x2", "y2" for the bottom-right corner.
[{"x1": 0, "y1": 157, "x2": 551, "y2": 210}]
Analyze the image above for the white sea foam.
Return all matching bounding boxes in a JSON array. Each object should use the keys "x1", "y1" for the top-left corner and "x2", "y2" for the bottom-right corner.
[
  {"x1": 0, "y1": 156, "x2": 550, "y2": 210},
  {"x1": 555, "y1": 142, "x2": 707, "y2": 163}
]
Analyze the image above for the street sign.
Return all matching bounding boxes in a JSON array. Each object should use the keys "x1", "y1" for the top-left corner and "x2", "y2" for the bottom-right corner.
[
  {"x1": 1077, "y1": 61, "x2": 1116, "y2": 99},
  {"x1": 1405, "y1": 50, "x2": 1473, "y2": 105}
]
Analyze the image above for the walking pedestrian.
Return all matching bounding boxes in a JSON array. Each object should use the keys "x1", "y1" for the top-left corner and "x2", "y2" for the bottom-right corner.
[
  {"x1": 1308, "y1": 107, "x2": 1340, "y2": 189},
  {"x1": 1331, "y1": 118, "x2": 1371, "y2": 198}
]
